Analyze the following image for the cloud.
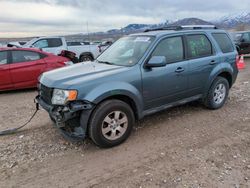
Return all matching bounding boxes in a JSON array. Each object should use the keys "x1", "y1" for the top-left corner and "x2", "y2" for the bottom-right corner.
[{"x1": 0, "y1": 0, "x2": 249, "y2": 38}]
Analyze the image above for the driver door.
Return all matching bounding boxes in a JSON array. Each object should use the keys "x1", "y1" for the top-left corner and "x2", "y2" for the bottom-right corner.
[
  {"x1": 141, "y1": 36, "x2": 189, "y2": 110},
  {"x1": 32, "y1": 38, "x2": 65, "y2": 55}
]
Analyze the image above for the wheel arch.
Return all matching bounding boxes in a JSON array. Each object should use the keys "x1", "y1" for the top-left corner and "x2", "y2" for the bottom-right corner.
[
  {"x1": 79, "y1": 52, "x2": 94, "y2": 60},
  {"x1": 97, "y1": 94, "x2": 140, "y2": 120},
  {"x1": 204, "y1": 64, "x2": 234, "y2": 97},
  {"x1": 217, "y1": 71, "x2": 233, "y2": 88}
]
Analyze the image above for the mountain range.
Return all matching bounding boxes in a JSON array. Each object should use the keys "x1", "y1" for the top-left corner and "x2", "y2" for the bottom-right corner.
[{"x1": 106, "y1": 12, "x2": 250, "y2": 35}]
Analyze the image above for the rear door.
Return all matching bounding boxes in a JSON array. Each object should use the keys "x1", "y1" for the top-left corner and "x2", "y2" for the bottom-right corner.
[
  {"x1": 185, "y1": 33, "x2": 217, "y2": 96},
  {"x1": 0, "y1": 51, "x2": 12, "y2": 90},
  {"x1": 9, "y1": 50, "x2": 46, "y2": 89}
]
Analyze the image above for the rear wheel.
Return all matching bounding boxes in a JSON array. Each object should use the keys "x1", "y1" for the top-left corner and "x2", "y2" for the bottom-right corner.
[
  {"x1": 204, "y1": 77, "x2": 229, "y2": 109},
  {"x1": 80, "y1": 54, "x2": 93, "y2": 62},
  {"x1": 89, "y1": 100, "x2": 135, "y2": 148}
]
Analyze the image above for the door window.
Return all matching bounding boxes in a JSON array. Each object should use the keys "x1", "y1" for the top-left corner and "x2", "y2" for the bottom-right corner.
[
  {"x1": 47, "y1": 38, "x2": 63, "y2": 47},
  {"x1": 186, "y1": 34, "x2": 213, "y2": 59},
  {"x1": 0, "y1": 51, "x2": 7, "y2": 65},
  {"x1": 12, "y1": 51, "x2": 41, "y2": 63},
  {"x1": 152, "y1": 36, "x2": 184, "y2": 63},
  {"x1": 33, "y1": 39, "x2": 49, "y2": 48}
]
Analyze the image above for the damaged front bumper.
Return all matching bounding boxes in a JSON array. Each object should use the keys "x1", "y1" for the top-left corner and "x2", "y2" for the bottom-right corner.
[{"x1": 35, "y1": 95, "x2": 93, "y2": 141}]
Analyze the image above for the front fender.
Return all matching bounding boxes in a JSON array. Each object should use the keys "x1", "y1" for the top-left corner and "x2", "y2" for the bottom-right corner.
[{"x1": 80, "y1": 82, "x2": 144, "y2": 118}]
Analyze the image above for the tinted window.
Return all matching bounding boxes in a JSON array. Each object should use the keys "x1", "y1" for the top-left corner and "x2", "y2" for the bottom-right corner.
[
  {"x1": 12, "y1": 51, "x2": 41, "y2": 63},
  {"x1": 0, "y1": 51, "x2": 7, "y2": 65},
  {"x1": 152, "y1": 36, "x2": 184, "y2": 63},
  {"x1": 212, "y1": 33, "x2": 234, "y2": 53},
  {"x1": 186, "y1": 34, "x2": 213, "y2": 59},
  {"x1": 242, "y1": 33, "x2": 250, "y2": 42},
  {"x1": 48, "y1": 38, "x2": 63, "y2": 47}
]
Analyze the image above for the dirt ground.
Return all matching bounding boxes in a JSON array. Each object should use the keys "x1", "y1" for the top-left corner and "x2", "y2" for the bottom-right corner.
[{"x1": 0, "y1": 60, "x2": 250, "y2": 188}]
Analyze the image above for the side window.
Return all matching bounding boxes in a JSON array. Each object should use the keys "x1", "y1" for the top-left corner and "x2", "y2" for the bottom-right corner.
[
  {"x1": 242, "y1": 33, "x2": 250, "y2": 42},
  {"x1": 152, "y1": 36, "x2": 184, "y2": 63},
  {"x1": 33, "y1": 39, "x2": 49, "y2": 48},
  {"x1": 186, "y1": 34, "x2": 213, "y2": 59},
  {"x1": 0, "y1": 51, "x2": 8, "y2": 65},
  {"x1": 212, "y1": 33, "x2": 234, "y2": 53},
  {"x1": 12, "y1": 51, "x2": 41, "y2": 63},
  {"x1": 48, "y1": 38, "x2": 63, "y2": 47}
]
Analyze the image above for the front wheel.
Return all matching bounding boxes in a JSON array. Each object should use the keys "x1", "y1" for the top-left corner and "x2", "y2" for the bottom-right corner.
[
  {"x1": 204, "y1": 77, "x2": 229, "y2": 109},
  {"x1": 88, "y1": 100, "x2": 135, "y2": 148}
]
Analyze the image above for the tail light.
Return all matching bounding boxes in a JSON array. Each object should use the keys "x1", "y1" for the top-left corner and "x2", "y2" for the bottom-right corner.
[
  {"x1": 57, "y1": 61, "x2": 73, "y2": 66},
  {"x1": 236, "y1": 55, "x2": 239, "y2": 70},
  {"x1": 64, "y1": 61, "x2": 74, "y2": 66}
]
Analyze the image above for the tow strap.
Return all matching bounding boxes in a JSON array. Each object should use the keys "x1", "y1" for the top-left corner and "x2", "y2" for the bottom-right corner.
[{"x1": 0, "y1": 102, "x2": 39, "y2": 136}]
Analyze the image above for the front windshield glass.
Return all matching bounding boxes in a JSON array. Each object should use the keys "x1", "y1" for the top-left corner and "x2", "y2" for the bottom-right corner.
[
  {"x1": 97, "y1": 36, "x2": 155, "y2": 66},
  {"x1": 230, "y1": 33, "x2": 242, "y2": 42}
]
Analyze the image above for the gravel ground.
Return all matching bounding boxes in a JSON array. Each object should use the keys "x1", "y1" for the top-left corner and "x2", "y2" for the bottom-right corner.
[{"x1": 0, "y1": 59, "x2": 250, "y2": 188}]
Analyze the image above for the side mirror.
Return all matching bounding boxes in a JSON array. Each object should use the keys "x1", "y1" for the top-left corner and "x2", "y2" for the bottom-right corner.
[{"x1": 145, "y1": 56, "x2": 167, "y2": 68}]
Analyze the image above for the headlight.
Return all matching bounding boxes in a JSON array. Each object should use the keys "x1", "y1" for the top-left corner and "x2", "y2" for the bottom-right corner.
[{"x1": 51, "y1": 89, "x2": 78, "y2": 105}]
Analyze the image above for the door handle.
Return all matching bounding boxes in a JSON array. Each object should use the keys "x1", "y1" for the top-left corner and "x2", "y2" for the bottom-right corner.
[
  {"x1": 175, "y1": 67, "x2": 185, "y2": 73},
  {"x1": 209, "y1": 60, "x2": 216, "y2": 65}
]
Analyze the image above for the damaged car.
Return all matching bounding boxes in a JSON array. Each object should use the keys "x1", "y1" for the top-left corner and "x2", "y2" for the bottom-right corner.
[{"x1": 36, "y1": 26, "x2": 238, "y2": 148}]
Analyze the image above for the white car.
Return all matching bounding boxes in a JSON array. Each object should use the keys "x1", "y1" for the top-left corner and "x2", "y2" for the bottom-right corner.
[{"x1": 9, "y1": 37, "x2": 101, "y2": 62}]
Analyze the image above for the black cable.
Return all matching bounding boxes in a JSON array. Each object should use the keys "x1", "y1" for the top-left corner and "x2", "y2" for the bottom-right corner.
[{"x1": 0, "y1": 103, "x2": 39, "y2": 136}]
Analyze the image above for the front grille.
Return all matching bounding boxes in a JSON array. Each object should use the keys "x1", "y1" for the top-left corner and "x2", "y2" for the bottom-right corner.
[{"x1": 40, "y1": 84, "x2": 53, "y2": 105}]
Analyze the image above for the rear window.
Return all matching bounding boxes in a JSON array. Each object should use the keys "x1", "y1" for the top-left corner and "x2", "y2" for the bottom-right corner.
[
  {"x1": 242, "y1": 33, "x2": 250, "y2": 42},
  {"x1": 48, "y1": 38, "x2": 63, "y2": 48},
  {"x1": 12, "y1": 51, "x2": 41, "y2": 63},
  {"x1": 186, "y1": 34, "x2": 213, "y2": 59},
  {"x1": 212, "y1": 33, "x2": 234, "y2": 53},
  {"x1": 230, "y1": 33, "x2": 242, "y2": 42}
]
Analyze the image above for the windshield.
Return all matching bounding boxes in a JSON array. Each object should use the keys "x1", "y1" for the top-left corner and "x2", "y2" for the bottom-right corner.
[
  {"x1": 230, "y1": 33, "x2": 242, "y2": 42},
  {"x1": 97, "y1": 36, "x2": 155, "y2": 66}
]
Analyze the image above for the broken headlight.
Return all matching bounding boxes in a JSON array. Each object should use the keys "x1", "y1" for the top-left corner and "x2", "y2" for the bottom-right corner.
[{"x1": 51, "y1": 89, "x2": 78, "y2": 105}]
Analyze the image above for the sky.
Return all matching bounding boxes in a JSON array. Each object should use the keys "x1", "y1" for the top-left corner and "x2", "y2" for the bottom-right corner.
[{"x1": 0, "y1": 0, "x2": 249, "y2": 38}]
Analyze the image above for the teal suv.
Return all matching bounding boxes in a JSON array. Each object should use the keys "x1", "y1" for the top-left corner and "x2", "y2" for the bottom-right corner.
[{"x1": 37, "y1": 26, "x2": 238, "y2": 148}]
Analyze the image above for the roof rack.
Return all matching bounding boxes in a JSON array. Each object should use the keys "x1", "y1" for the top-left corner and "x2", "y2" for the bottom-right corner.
[
  {"x1": 144, "y1": 26, "x2": 183, "y2": 32},
  {"x1": 181, "y1": 25, "x2": 218, "y2": 29},
  {"x1": 144, "y1": 25, "x2": 217, "y2": 32}
]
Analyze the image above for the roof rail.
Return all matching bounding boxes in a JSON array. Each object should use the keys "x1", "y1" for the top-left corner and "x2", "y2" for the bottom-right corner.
[
  {"x1": 144, "y1": 26, "x2": 183, "y2": 32},
  {"x1": 144, "y1": 25, "x2": 217, "y2": 32},
  {"x1": 181, "y1": 25, "x2": 218, "y2": 30}
]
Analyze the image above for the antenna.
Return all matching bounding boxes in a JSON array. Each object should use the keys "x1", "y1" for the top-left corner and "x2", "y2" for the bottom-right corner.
[{"x1": 86, "y1": 21, "x2": 92, "y2": 57}]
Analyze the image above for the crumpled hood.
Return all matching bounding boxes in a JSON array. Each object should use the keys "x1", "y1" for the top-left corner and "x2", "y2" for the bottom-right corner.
[{"x1": 40, "y1": 61, "x2": 129, "y2": 89}]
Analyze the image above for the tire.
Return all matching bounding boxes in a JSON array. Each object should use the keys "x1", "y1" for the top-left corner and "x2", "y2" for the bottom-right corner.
[
  {"x1": 80, "y1": 54, "x2": 93, "y2": 62},
  {"x1": 204, "y1": 76, "x2": 229, "y2": 109},
  {"x1": 49, "y1": 114, "x2": 56, "y2": 123},
  {"x1": 88, "y1": 100, "x2": 135, "y2": 148}
]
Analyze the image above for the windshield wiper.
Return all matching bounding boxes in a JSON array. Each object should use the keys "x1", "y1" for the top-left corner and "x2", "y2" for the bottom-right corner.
[{"x1": 97, "y1": 60, "x2": 115, "y2": 65}]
